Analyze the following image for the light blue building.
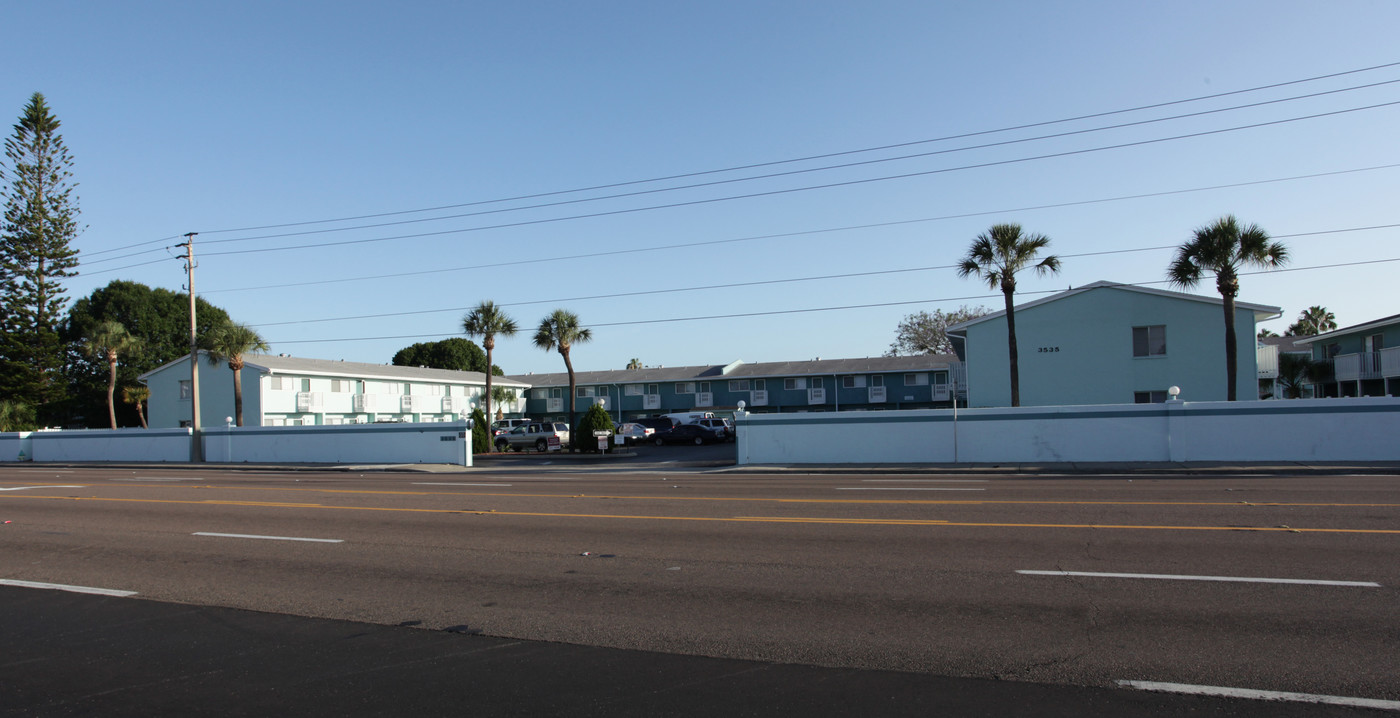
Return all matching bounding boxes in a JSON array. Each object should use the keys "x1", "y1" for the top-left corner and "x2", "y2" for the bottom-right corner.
[
  {"x1": 139, "y1": 353, "x2": 528, "y2": 428},
  {"x1": 1296, "y1": 313, "x2": 1400, "y2": 397},
  {"x1": 509, "y1": 355, "x2": 965, "y2": 423},
  {"x1": 947, "y1": 281, "x2": 1281, "y2": 407}
]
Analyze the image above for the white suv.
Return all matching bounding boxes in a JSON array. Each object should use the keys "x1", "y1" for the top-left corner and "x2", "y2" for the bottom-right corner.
[{"x1": 693, "y1": 417, "x2": 732, "y2": 441}]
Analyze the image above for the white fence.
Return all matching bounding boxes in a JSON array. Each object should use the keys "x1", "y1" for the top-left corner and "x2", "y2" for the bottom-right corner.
[
  {"x1": 734, "y1": 397, "x2": 1400, "y2": 465},
  {"x1": 1, "y1": 422, "x2": 472, "y2": 466}
]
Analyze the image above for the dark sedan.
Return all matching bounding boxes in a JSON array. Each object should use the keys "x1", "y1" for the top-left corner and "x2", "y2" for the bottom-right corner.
[{"x1": 652, "y1": 423, "x2": 720, "y2": 446}]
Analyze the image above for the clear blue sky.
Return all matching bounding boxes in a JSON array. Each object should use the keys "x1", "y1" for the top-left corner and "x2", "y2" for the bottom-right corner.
[{"x1": 4, "y1": 1, "x2": 1398, "y2": 376}]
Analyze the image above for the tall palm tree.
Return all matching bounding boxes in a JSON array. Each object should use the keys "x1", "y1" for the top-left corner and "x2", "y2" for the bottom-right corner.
[
  {"x1": 204, "y1": 322, "x2": 270, "y2": 427},
  {"x1": 121, "y1": 385, "x2": 150, "y2": 428},
  {"x1": 957, "y1": 224, "x2": 1060, "y2": 407},
  {"x1": 1168, "y1": 215, "x2": 1288, "y2": 401},
  {"x1": 1289, "y1": 305, "x2": 1337, "y2": 336},
  {"x1": 626, "y1": 358, "x2": 642, "y2": 370},
  {"x1": 83, "y1": 320, "x2": 143, "y2": 429},
  {"x1": 462, "y1": 301, "x2": 518, "y2": 424},
  {"x1": 533, "y1": 309, "x2": 592, "y2": 446}
]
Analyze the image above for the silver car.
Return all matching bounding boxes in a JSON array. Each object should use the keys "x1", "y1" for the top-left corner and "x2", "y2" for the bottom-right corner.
[{"x1": 494, "y1": 422, "x2": 571, "y2": 452}]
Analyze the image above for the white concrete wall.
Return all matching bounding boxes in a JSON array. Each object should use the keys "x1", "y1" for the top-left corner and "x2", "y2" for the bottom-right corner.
[
  {"x1": 0, "y1": 432, "x2": 34, "y2": 461},
  {"x1": 29, "y1": 428, "x2": 193, "y2": 462},
  {"x1": 735, "y1": 397, "x2": 1400, "y2": 464},
  {"x1": 202, "y1": 421, "x2": 470, "y2": 465}
]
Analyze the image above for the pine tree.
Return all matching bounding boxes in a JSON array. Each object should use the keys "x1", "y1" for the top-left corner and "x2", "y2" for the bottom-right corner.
[{"x1": 0, "y1": 93, "x2": 82, "y2": 408}]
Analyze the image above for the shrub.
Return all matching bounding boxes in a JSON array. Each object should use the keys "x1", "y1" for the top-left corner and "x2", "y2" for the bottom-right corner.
[
  {"x1": 470, "y1": 408, "x2": 492, "y2": 455},
  {"x1": 574, "y1": 403, "x2": 615, "y2": 453}
]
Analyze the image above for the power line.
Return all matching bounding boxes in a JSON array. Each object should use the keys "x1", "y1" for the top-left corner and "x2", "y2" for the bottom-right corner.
[
  {"x1": 205, "y1": 163, "x2": 1400, "y2": 295},
  {"x1": 199, "y1": 78, "x2": 1400, "y2": 247},
  {"x1": 82, "y1": 234, "x2": 183, "y2": 259},
  {"x1": 195, "y1": 60, "x2": 1400, "y2": 236},
  {"x1": 264, "y1": 255, "x2": 1400, "y2": 345},
  {"x1": 194, "y1": 100, "x2": 1400, "y2": 262}
]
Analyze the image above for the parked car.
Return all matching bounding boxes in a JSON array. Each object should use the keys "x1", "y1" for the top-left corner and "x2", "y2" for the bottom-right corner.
[
  {"x1": 494, "y1": 422, "x2": 571, "y2": 452},
  {"x1": 652, "y1": 423, "x2": 721, "y2": 446},
  {"x1": 491, "y1": 418, "x2": 530, "y2": 437},
  {"x1": 634, "y1": 417, "x2": 678, "y2": 432},
  {"x1": 615, "y1": 422, "x2": 655, "y2": 445},
  {"x1": 692, "y1": 417, "x2": 731, "y2": 441}
]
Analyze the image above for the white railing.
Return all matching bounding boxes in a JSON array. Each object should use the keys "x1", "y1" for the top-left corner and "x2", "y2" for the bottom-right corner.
[
  {"x1": 932, "y1": 384, "x2": 951, "y2": 401},
  {"x1": 546, "y1": 398, "x2": 564, "y2": 412},
  {"x1": 297, "y1": 392, "x2": 323, "y2": 411},
  {"x1": 352, "y1": 393, "x2": 377, "y2": 412},
  {"x1": 868, "y1": 386, "x2": 886, "y2": 403},
  {"x1": 1334, "y1": 352, "x2": 1383, "y2": 382},
  {"x1": 750, "y1": 390, "x2": 768, "y2": 406},
  {"x1": 695, "y1": 392, "x2": 713, "y2": 407},
  {"x1": 1382, "y1": 346, "x2": 1400, "y2": 377},
  {"x1": 401, "y1": 395, "x2": 418, "y2": 412},
  {"x1": 441, "y1": 396, "x2": 457, "y2": 413},
  {"x1": 1257, "y1": 344, "x2": 1279, "y2": 379},
  {"x1": 808, "y1": 388, "x2": 826, "y2": 405},
  {"x1": 643, "y1": 394, "x2": 661, "y2": 410}
]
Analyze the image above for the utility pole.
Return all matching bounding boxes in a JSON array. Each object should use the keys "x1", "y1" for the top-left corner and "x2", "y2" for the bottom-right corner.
[{"x1": 180, "y1": 233, "x2": 203, "y2": 462}]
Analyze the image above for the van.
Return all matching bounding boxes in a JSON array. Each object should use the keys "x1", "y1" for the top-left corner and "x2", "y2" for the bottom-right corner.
[{"x1": 662, "y1": 411, "x2": 716, "y2": 426}]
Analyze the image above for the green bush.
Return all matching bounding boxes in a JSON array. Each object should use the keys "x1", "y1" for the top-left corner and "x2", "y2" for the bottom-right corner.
[
  {"x1": 470, "y1": 408, "x2": 492, "y2": 455},
  {"x1": 574, "y1": 403, "x2": 615, "y2": 453}
]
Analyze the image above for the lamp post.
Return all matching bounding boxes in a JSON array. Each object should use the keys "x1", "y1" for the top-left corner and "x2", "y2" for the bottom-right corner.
[{"x1": 947, "y1": 334, "x2": 967, "y2": 464}]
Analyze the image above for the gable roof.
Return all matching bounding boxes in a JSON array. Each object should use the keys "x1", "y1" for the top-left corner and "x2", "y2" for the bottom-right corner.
[
  {"x1": 506, "y1": 354, "x2": 958, "y2": 388},
  {"x1": 1292, "y1": 313, "x2": 1400, "y2": 345},
  {"x1": 1257, "y1": 335, "x2": 1314, "y2": 353},
  {"x1": 139, "y1": 351, "x2": 530, "y2": 387},
  {"x1": 947, "y1": 280, "x2": 1282, "y2": 332}
]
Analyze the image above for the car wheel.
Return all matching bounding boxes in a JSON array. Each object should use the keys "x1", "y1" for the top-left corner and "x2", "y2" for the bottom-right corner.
[
  {"x1": 494, "y1": 440, "x2": 508, "y2": 452},
  {"x1": 535, "y1": 438, "x2": 548, "y2": 452},
  {"x1": 693, "y1": 436, "x2": 704, "y2": 445},
  {"x1": 654, "y1": 437, "x2": 665, "y2": 446}
]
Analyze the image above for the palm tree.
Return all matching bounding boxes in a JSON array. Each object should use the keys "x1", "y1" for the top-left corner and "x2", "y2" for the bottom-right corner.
[
  {"x1": 205, "y1": 322, "x2": 270, "y2": 427},
  {"x1": 490, "y1": 386, "x2": 518, "y2": 420},
  {"x1": 121, "y1": 385, "x2": 150, "y2": 428},
  {"x1": 957, "y1": 224, "x2": 1060, "y2": 407},
  {"x1": 1168, "y1": 215, "x2": 1288, "y2": 401},
  {"x1": 533, "y1": 309, "x2": 592, "y2": 447},
  {"x1": 1288, "y1": 305, "x2": 1337, "y2": 336},
  {"x1": 0, "y1": 400, "x2": 36, "y2": 432},
  {"x1": 1277, "y1": 353, "x2": 1320, "y2": 399},
  {"x1": 83, "y1": 320, "x2": 143, "y2": 429},
  {"x1": 462, "y1": 301, "x2": 518, "y2": 424},
  {"x1": 626, "y1": 358, "x2": 642, "y2": 370}
]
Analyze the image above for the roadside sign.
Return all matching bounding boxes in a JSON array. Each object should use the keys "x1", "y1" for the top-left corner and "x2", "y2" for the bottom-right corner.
[
  {"x1": 547, "y1": 435, "x2": 561, "y2": 451},
  {"x1": 597, "y1": 436, "x2": 609, "y2": 451}
]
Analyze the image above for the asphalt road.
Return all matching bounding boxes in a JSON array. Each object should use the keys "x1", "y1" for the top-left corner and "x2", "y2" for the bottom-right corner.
[{"x1": 2, "y1": 464, "x2": 1397, "y2": 715}]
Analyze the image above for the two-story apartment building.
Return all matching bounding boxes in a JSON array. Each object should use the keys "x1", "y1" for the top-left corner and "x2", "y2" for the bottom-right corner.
[
  {"x1": 139, "y1": 353, "x2": 529, "y2": 428},
  {"x1": 1295, "y1": 313, "x2": 1400, "y2": 397},
  {"x1": 509, "y1": 355, "x2": 965, "y2": 423},
  {"x1": 948, "y1": 281, "x2": 1281, "y2": 407}
]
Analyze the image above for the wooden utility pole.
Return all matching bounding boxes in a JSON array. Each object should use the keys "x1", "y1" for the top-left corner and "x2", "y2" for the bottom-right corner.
[{"x1": 180, "y1": 233, "x2": 203, "y2": 462}]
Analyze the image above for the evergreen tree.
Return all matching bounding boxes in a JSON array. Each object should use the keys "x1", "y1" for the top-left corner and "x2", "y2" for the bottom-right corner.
[{"x1": 0, "y1": 93, "x2": 82, "y2": 409}]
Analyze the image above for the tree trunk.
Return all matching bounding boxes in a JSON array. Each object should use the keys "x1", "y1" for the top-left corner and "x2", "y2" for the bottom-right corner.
[
  {"x1": 106, "y1": 354, "x2": 118, "y2": 429},
  {"x1": 563, "y1": 348, "x2": 576, "y2": 451},
  {"x1": 232, "y1": 365, "x2": 245, "y2": 426},
  {"x1": 483, "y1": 338, "x2": 494, "y2": 425},
  {"x1": 1222, "y1": 293, "x2": 1238, "y2": 402},
  {"x1": 136, "y1": 400, "x2": 147, "y2": 429},
  {"x1": 1003, "y1": 287, "x2": 1020, "y2": 407}
]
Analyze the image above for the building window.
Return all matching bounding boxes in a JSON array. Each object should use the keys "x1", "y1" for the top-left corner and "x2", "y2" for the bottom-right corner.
[
  {"x1": 597, "y1": 386, "x2": 608, "y2": 395},
  {"x1": 301, "y1": 378, "x2": 312, "y2": 392},
  {"x1": 270, "y1": 376, "x2": 286, "y2": 391},
  {"x1": 625, "y1": 384, "x2": 642, "y2": 395},
  {"x1": 810, "y1": 377, "x2": 823, "y2": 389},
  {"x1": 842, "y1": 376, "x2": 866, "y2": 389},
  {"x1": 904, "y1": 373, "x2": 928, "y2": 386},
  {"x1": 1133, "y1": 325, "x2": 1167, "y2": 357},
  {"x1": 784, "y1": 378, "x2": 806, "y2": 391},
  {"x1": 699, "y1": 382, "x2": 710, "y2": 393},
  {"x1": 576, "y1": 386, "x2": 595, "y2": 398},
  {"x1": 871, "y1": 375, "x2": 884, "y2": 387},
  {"x1": 179, "y1": 380, "x2": 192, "y2": 399},
  {"x1": 675, "y1": 382, "x2": 695, "y2": 394},
  {"x1": 1134, "y1": 390, "x2": 1169, "y2": 404},
  {"x1": 754, "y1": 380, "x2": 765, "y2": 391},
  {"x1": 729, "y1": 380, "x2": 750, "y2": 392},
  {"x1": 330, "y1": 380, "x2": 349, "y2": 393},
  {"x1": 646, "y1": 384, "x2": 659, "y2": 395}
]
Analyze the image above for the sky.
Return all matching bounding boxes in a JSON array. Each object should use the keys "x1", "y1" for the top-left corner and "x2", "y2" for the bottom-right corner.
[{"x1": 3, "y1": 1, "x2": 1398, "y2": 376}]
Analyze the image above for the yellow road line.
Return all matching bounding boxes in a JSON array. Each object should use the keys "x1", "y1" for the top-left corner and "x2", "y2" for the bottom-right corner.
[
  {"x1": 30, "y1": 482, "x2": 1400, "y2": 509},
  {"x1": 3, "y1": 493, "x2": 1399, "y2": 534}
]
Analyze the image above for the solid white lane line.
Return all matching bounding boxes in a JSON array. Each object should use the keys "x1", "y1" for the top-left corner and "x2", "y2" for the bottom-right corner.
[
  {"x1": 861, "y1": 479, "x2": 988, "y2": 483},
  {"x1": 0, "y1": 485, "x2": 85, "y2": 491},
  {"x1": 837, "y1": 487, "x2": 985, "y2": 491},
  {"x1": 0, "y1": 579, "x2": 137, "y2": 597},
  {"x1": 116, "y1": 477, "x2": 203, "y2": 482},
  {"x1": 193, "y1": 532, "x2": 344, "y2": 543},
  {"x1": 1116, "y1": 680, "x2": 1400, "y2": 711},
  {"x1": 412, "y1": 482, "x2": 512, "y2": 487},
  {"x1": 1017, "y1": 570, "x2": 1379, "y2": 587}
]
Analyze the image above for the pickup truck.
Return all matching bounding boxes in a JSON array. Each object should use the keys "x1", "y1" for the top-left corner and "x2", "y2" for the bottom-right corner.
[{"x1": 493, "y1": 422, "x2": 571, "y2": 452}]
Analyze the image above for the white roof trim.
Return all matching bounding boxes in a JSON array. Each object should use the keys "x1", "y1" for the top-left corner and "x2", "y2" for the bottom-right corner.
[
  {"x1": 1292, "y1": 313, "x2": 1400, "y2": 344},
  {"x1": 947, "y1": 280, "x2": 1282, "y2": 332}
]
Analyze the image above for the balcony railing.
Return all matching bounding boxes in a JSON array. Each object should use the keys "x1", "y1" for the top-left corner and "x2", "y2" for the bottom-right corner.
[
  {"x1": 643, "y1": 394, "x2": 661, "y2": 410},
  {"x1": 695, "y1": 392, "x2": 713, "y2": 408},
  {"x1": 1383, "y1": 347, "x2": 1400, "y2": 377},
  {"x1": 808, "y1": 388, "x2": 826, "y2": 405},
  {"x1": 868, "y1": 386, "x2": 886, "y2": 403},
  {"x1": 1257, "y1": 344, "x2": 1279, "y2": 379},
  {"x1": 750, "y1": 390, "x2": 768, "y2": 406},
  {"x1": 546, "y1": 398, "x2": 564, "y2": 412}
]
